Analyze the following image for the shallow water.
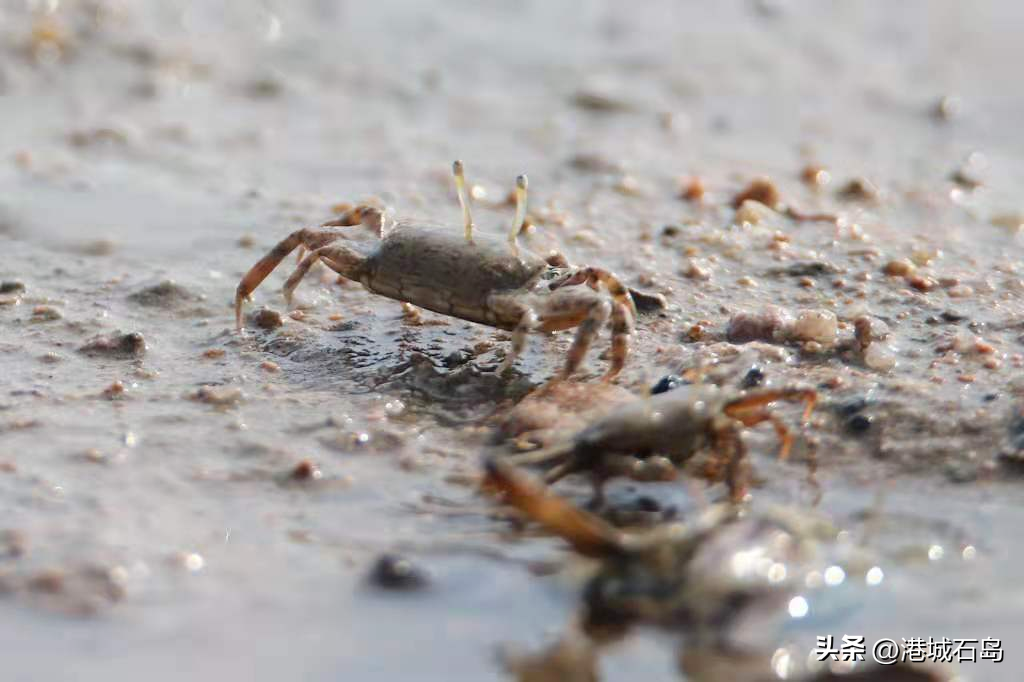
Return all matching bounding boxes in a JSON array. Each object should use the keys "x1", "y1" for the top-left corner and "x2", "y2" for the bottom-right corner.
[{"x1": 2, "y1": 1, "x2": 1024, "y2": 680}]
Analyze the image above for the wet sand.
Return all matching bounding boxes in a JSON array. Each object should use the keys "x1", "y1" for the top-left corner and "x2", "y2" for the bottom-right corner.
[{"x1": 2, "y1": 1, "x2": 1024, "y2": 680}]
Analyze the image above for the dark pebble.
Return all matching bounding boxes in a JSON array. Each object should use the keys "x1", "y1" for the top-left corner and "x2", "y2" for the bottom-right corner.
[
  {"x1": 444, "y1": 349, "x2": 472, "y2": 368},
  {"x1": 0, "y1": 281, "x2": 25, "y2": 294},
  {"x1": 79, "y1": 331, "x2": 147, "y2": 359},
  {"x1": 847, "y1": 414, "x2": 872, "y2": 434},
  {"x1": 741, "y1": 366, "x2": 765, "y2": 389},
  {"x1": 369, "y1": 554, "x2": 430, "y2": 591},
  {"x1": 652, "y1": 375, "x2": 687, "y2": 395}
]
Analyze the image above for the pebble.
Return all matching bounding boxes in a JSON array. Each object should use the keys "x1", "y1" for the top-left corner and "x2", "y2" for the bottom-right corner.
[
  {"x1": 250, "y1": 307, "x2": 284, "y2": 330},
  {"x1": 652, "y1": 375, "x2": 686, "y2": 394},
  {"x1": 726, "y1": 306, "x2": 792, "y2": 343},
  {"x1": 801, "y1": 165, "x2": 831, "y2": 188},
  {"x1": 680, "y1": 176, "x2": 705, "y2": 202},
  {"x1": 260, "y1": 360, "x2": 280, "y2": 373},
  {"x1": 947, "y1": 284, "x2": 974, "y2": 298},
  {"x1": 741, "y1": 366, "x2": 765, "y2": 388},
  {"x1": 290, "y1": 460, "x2": 322, "y2": 482},
  {"x1": 791, "y1": 309, "x2": 838, "y2": 345},
  {"x1": 191, "y1": 386, "x2": 244, "y2": 406},
  {"x1": 864, "y1": 342, "x2": 898, "y2": 372},
  {"x1": 368, "y1": 554, "x2": 430, "y2": 591},
  {"x1": 0, "y1": 281, "x2": 25, "y2": 294},
  {"x1": 735, "y1": 200, "x2": 776, "y2": 225},
  {"x1": 79, "y1": 332, "x2": 147, "y2": 359},
  {"x1": 682, "y1": 259, "x2": 711, "y2": 280},
  {"x1": 853, "y1": 315, "x2": 890, "y2": 349},
  {"x1": 31, "y1": 305, "x2": 62, "y2": 321},
  {"x1": 838, "y1": 177, "x2": 879, "y2": 202},
  {"x1": 908, "y1": 275, "x2": 937, "y2": 292},
  {"x1": 847, "y1": 414, "x2": 873, "y2": 434},
  {"x1": 732, "y1": 177, "x2": 781, "y2": 209},
  {"x1": 882, "y1": 259, "x2": 916, "y2": 277}
]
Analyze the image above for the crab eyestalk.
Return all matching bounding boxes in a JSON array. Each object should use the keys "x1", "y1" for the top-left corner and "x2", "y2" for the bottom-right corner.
[
  {"x1": 510, "y1": 174, "x2": 528, "y2": 256},
  {"x1": 453, "y1": 160, "x2": 474, "y2": 243}
]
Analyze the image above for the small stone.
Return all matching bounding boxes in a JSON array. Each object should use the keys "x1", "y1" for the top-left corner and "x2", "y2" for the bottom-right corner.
[
  {"x1": 102, "y1": 381, "x2": 125, "y2": 399},
  {"x1": 800, "y1": 165, "x2": 831, "y2": 188},
  {"x1": 368, "y1": 554, "x2": 430, "y2": 591},
  {"x1": 908, "y1": 275, "x2": 937, "y2": 292},
  {"x1": 736, "y1": 276, "x2": 758, "y2": 288},
  {"x1": 847, "y1": 414, "x2": 872, "y2": 434},
  {"x1": 727, "y1": 306, "x2": 792, "y2": 343},
  {"x1": 741, "y1": 366, "x2": 765, "y2": 388},
  {"x1": 882, "y1": 259, "x2": 916, "y2": 277},
  {"x1": 249, "y1": 307, "x2": 284, "y2": 330},
  {"x1": 79, "y1": 332, "x2": 147, "y2": 359},
  {"x1": 191, "y1": 386, "x2": 243, "y2": 406},
  {"x1": 792, "y1": 310, "x2": 838, "y2": 345},
  {"x1": 0, "y1": 281, "x2": 25, "y2": 294},
  {"x1": 932, "y1": 95, "x2": 962, "y2": 122},
  {"x1": 735, "y1": 200, "x2": 776, "y2": 225},
  {"x1": 290, "y1": 460, "x2": 322, "y2": 481},
  {"x1": 864, "y1": 343, "x2": 897, "y2": 372},
  {"x1": 683, "y1": 259, "x2": 711, "y2": 280},
  {"x1": 837, "y1": 177, "x2": 879, "y2": 202},
  {"x1": 680, "y1": 177, "x2": 705, "y2": 202},
  {"x1": 203, "y1": 348, "x2": 226, "y2": 359},
  {"x1": 853, "y1": 315, "x2": 890, "y2": 349},
  {"x1": 260, "y1": 360, "x2": 280, "y2": 373},
  {"x1": 652, "y1": 375, "x2": 686, "y2": 395},
  {"x1": 732, "y1": 177, "x2": 781, "y2": 209},
  {"x1": 31, "y1": 305, "x2": 62, "y2": 321},
  {"x1": 947, "y1": 284, "x2": 974, "y2": 298}
]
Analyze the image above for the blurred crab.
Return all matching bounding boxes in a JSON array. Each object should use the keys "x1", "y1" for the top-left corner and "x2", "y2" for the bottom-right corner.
[
  {"x1": 485, "y1": 461, "x2": 943, "y2": 682},
  {"x1": 235, "y1": 161, "x2": 646, "y2": 380}
]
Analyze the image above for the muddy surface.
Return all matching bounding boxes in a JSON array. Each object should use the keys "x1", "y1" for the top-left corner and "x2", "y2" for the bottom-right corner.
[{"x1": 2, "y1": 1, "x2": 1024, "y2": 680}]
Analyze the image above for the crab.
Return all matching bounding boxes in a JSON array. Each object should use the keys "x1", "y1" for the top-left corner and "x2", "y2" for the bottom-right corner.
[
  {"x1": 502, "y1": 383, "x2": 816, "y2": 503},
  {"x1": 484, "y1": 458, "x2": 833, "y2": 643},
  {"x1": 485, "y1": 461, "x2": 946, "y2": 682},
  {"x1": 234, "y1": 161, "x2": 640, "y2": 380}
]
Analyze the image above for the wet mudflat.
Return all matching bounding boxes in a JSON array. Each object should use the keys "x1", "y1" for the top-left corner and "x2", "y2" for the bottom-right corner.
[{"x1": 2, "y1": 1, "x2": 1024, "y2": 680}]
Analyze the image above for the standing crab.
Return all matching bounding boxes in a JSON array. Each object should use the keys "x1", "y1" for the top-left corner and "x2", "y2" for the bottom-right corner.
[
  {"x1": 502, "y1": 383, "x2": 816, "y2": 502},
  {"x1": 235, "y1": 161, "x2": 638, "y2": 379}
]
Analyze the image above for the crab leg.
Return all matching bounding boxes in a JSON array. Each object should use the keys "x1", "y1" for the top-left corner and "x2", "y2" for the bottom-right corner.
[
  {"x1": 724, "y1": 388, "x2": 817, "y2": 423},
  {"x1": 282, "y1": 244, "x2": 367, "y2": 305},
  {"x1": 234, "y1": 207, "x2": 379, "y2": 330},
  {"x1": 235, "y1": 228, "x2": 323, "y2": 330},
  {"x1": 723, "y1": 388, "x2": 816, "y2": 460},
  {"x1": 482, "y1": 458, "x2": 624, "y2": 558},
  {"x1": 561, "y1": 299, "x2": 612, "y2": 379},
  {"x1": 498, "y1": 307, "x2": 539, "y2": 375}
]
